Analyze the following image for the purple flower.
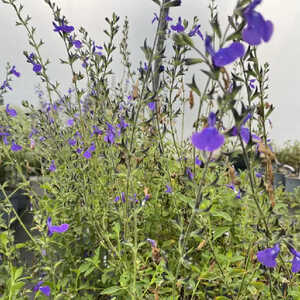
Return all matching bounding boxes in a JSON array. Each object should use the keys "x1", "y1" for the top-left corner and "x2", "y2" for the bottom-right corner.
[
  {"x1": 27, "y1": 53, "x2": 42, "y2": 73},
  {"x1": 257, "y1": 243, "x2": 280, "y2": 268},
  {"x1": 33, "y1": 63, "x2": 42, "y2": 73},
  {"x1": 186, "y1": 167, "x2": 194, "y2": 180},
  {"x1": 121, "y1": 192, "x2": 126, "y2": 203},
  {"x1": 114, "y1": 196, "x2": 120, "y2": 203},
  {"x1": 152, "y1": 12, "x2": 159, "y2": 24},
  {"x1": 117, "y1": 118, "x2": 128, "y2": 131},
  {"x1": 289, "y1": 247, "x2": 300, "y2": 273},
  {"x1": 33, "y1": 281, "x2": 51, "y2": 297},
  {"x1": 83, "y1": 143, "x2": 95, "y2": 159},
  {"x1": 195, "y1": 156, "x2": 203, "y2": 166},
  {"x1": 188, "y1": 25, "x2": 203, "y2": 40},
  {"x1": 0, "y1": 80, "x2": 12, "y2": 90},
  {"x1": 49, "y1": 160, "x2": 56, "y2": 172},
  {"x1": 92, "y1": 125, "x2": 103, "y2": 136},
  {"x1": 147, "y1": 238, "x2": 157, "y2": 248},
  {"x1": 83, "y1": 150, "x2": 92, "y2": 159},
  {"x1": 165, "y1": 184, "x2": 172, "y2": 193},
  {"x1": 9, "y1": 66, "x2": 20, "y2": 77},
  {"x1": 67, "y1": 119, "x2": 75, "y2": 126},
  {"x1": 69, "y1": 37, "x2": 82, "y2": 48},
  {"x1": 47, "y1": 217, "x2": 69, "y2": 237},
  {"x1": 242, "y1": 0, "x2": 273, "y2": 46},
  {"x1": 68, "y1": 138, "x2": 76, "y2": 146},
  {"x1": 89, "y1": 142, "x2": 96, "y2": 152},
  {"x1": 249, "y1": 78, "x2": 256, "y2": 89},
  {"x1": 226, "y1": 183, "x2": 235, "y2": 191},
  {"x1": 171, "y1": 17, "x2": 185, "y2": 33},
  {"x1": 11, "y1": 141, "x2": 22, "y2": 152},
  {"x1": 256, "y1": 172, "x2": 263, "y2": 178},
  {"x1": 229, "y1": 114, "x2": 257, "y2": 144},
  {"x1": 104, "y1": 122, "x2": 117, "y2": 144},
  {"x1": 165, "y1": 15, "x2": 173, "y2": 22},
  {"x1": 82, "y1": 57, "x2": 89, "y2": 68},
  {"x1": 159, "y1": 65, "x2": 165, "y2": 72},
  {"x1": 92, "y1": 42, "x2": 103, "y2": 56},
  {"x1": 29, "y1": 128, "x2": 38, "y2": 138},
  {"x1": 205, "y1": 36, "x2": 245, "y2": 67},
  {"x1": 6, "y1": 104, "x2": 17, "y2": 117},
  {"x1": 226, "y1": 183, "x2": 241, "y2": 199},
  {"x1": 53, "y1": 21, "x2": 74, "y2": 33},
  {"x1": 148, "y1": 102, "x2": 156, "y2": 111},
  {"x1": 191, "y1": 112, "x2": 225, "y2": 152}
]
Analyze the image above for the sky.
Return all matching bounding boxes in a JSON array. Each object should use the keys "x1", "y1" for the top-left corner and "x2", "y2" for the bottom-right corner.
[{"x1": 1, "y1": 0, "x2": 299, "y2": 146}]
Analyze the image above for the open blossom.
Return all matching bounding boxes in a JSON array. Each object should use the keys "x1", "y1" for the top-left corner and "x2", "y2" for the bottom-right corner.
[
  {"x1": 47, "y1": 217, "x2": 69, "y2": 237},
  {"x1": 188, "y1": 25, "x2": 203, "y2": 40},
  {"x1": 229, "y1": 113, "x2": 260, "y2": 144},
  {"x1": 257, "y1": 243, "x2": 280, "y2": 268},
  {"x1": 11, "y1": 141, "x2": 22, "y2": 152},
  {"x1": 205, "y1": 36, "x2": 245, "y2": 67},
  {"x1": 171, "y1": 17, "x2": 185, "y2": 33},
  {"x1": 69, "y1": 36, "x2": 82, "y2": 48},
  {"x1": 53, "y1": 21, "x2": 74, "y2": 33},
  {"x1": 191, "y1": 112, "x2": 225, "y2": 152},
  {"x1": 33, "y1": 281, "x2": 50, "y2": 297},
  {"x1": 242, "y1": 0, "x2": 273, "y2": 46}
]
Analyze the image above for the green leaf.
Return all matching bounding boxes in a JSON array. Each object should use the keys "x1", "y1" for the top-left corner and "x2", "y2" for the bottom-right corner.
[
  {"x1": 100, "y1": 286, "x2": 125, "y2": 295},
  {"x1": 152, "y1": 0, "x2": 161, "y2": 5},
  {"x1": 187, "y1": 75, "x2": 201, "y2": 96},
  {"x1": 213, "y1": 227, "x2": 230, "y2": 241},
  {"x1": 172, "y1": 33, "x2": 186, "y2": 47},
  {"x1": 14, "y1": 267, "x2": 23, "y2": 280},
  {"x1": 184, "y1": 58, "x2": 204, "y2": 66},
  {"x1": 211, "y1": 210, "x2": 232, "y2": 222},
  {"x1": 79, "y1": 262, "x2": 91, "y2": 274},
  {"x1": 201, "y1": 69, "x2": 219, "y2": 80},
  {"x1": 163, "y1": 0, "x2": 181, "y2": 8},
  {"x1": 181, "y1": 34, "x2": 194, "y2": 47},
  {"x1": 11, "y1": 281, "x2": 25, "y2": 294}
]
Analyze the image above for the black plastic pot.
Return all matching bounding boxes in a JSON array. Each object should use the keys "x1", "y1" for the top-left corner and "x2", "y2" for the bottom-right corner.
[
  {"x1": 273, "y1": 173, "x2": 286, "y2": 189},
  {"x1": 0, "y1": 189, "x2": 30, "y2": 226},
  {"x1": 285, "y1": 177, "x2": 300, "y2": 193}
]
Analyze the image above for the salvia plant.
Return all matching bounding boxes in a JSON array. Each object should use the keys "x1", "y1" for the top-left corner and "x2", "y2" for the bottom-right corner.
[{"x1": 0, "y1": 0, "x2": 299, "y2": 299}]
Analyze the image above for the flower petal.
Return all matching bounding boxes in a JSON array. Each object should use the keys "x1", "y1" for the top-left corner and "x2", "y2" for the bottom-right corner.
[{"x1": 191, "y1": 128, "x2": 224, "y2": 152}]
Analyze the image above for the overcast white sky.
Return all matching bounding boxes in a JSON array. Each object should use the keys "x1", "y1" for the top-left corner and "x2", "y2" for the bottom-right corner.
[{"x1": 1, "y1": 0, "x2": 299, "y2": 146}]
